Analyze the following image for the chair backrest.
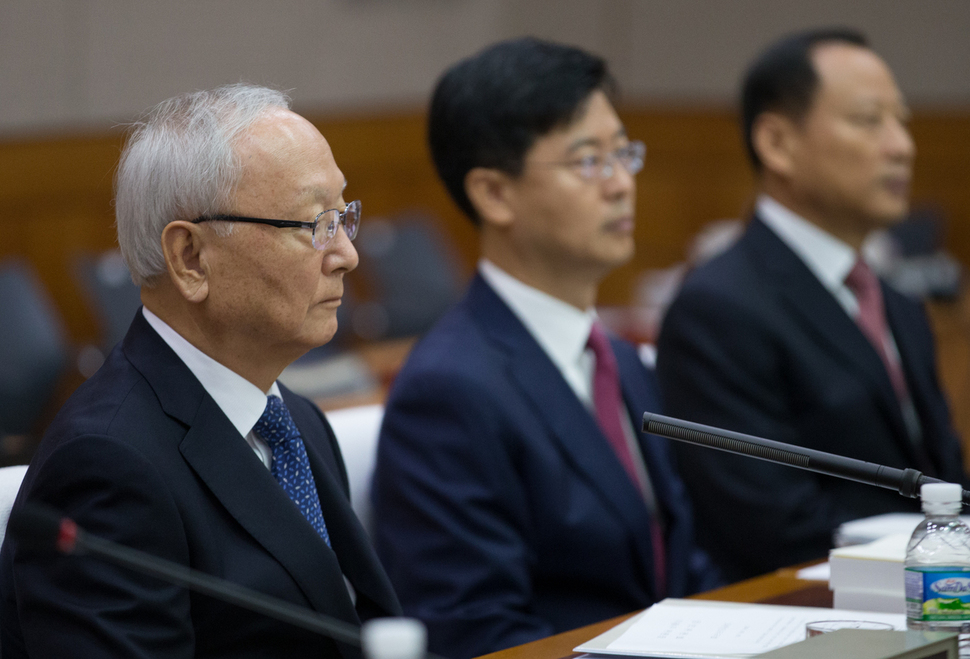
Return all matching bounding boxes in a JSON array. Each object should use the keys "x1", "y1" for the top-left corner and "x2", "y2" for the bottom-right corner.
[
  {"x1": 0, "y1": 261, "x2": 69, "y2": 436},
  {"x1": 326, "y1": 404, "x2": 384, "y2": 536},
  {"x1": 74, "y1": 250, "x2": 142, "y2": 351},
  {"x1": 0, "y1": 465, "x2": 29, "y2": 548},
  {"x1": 353, "y1": 216, "x2": 464, "y2": 340}
]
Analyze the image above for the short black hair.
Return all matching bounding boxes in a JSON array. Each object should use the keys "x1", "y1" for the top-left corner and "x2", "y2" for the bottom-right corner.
[
  {"x1": 741, "y1": 27, "x2": 869, "y2": 171},
  {"x1": 428, "y1": 37, "x2": 615, "y2": 225}
]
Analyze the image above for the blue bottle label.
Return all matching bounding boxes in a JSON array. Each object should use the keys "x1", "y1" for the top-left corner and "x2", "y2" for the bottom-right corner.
[{"x1": 905, "y1": 567, "x2": 970, "y2": 621}]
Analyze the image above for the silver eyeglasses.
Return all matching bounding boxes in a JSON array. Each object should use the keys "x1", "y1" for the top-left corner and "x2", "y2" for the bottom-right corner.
[
  {"x1": 543, "y1": 140, "x2": 646, "y2": 181},
  {"x1": 192, "y1": 199, "x2": 361, "y2": 251}
]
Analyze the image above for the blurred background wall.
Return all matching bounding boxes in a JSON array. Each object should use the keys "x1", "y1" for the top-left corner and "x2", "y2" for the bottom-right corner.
[
  {"x1": 2, "y1": 0, "x2": 969, "y2": 453},
  {"x1": 3, "y1": 0, "x2": 969, "y2": 135}
]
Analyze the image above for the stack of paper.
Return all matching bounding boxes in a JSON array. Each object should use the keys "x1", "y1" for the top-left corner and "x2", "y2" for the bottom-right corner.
[
  {"x1": 828, "y1": 533, "x2": 909, "y2": 613},
  {"x1": 575, "y1": 599, "x2": 904, "y2": 658},
  {"x1": 834, "y1": 514, "x2": 924, "y2": 547},
  {"x1": 834, "y1": 513, "x2": 970, "y2": 547}
]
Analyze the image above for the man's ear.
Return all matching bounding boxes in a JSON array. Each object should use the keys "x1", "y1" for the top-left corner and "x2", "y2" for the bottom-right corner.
[
  {"x1": 465, "y1": 167, "x2": 516, "y2": 228},
  {"x1": 160, "y1": 221, "x2": 210, "y2": 303},
  {"x1": 752, "y1": 111, "x2": 800, "y2": 178}
]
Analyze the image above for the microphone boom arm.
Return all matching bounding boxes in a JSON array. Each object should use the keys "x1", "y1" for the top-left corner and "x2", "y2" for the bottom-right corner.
[
  {"x1": 642, "y1": 412, "x2": 970, "y2": 505},
  {"x1": 77, "y1": 531, "x2": 362, "y2": 645}
]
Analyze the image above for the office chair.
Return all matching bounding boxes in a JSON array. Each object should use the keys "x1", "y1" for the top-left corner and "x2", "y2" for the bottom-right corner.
[
  {"x1": 74, "y1": 250, "x2": 142, "y2": 352},
  {"x1": 0, "y1": 261, "x2": 69, "y2": 438},
  {"x1": 352, "y1": 215, "x2": 464, "y2": 340}
]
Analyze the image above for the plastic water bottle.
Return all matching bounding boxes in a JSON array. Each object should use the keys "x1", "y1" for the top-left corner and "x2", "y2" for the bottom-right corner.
[
  {"x1": 905, "y1": 482, "x2": 970, "y2": 654},
  {"x1": 361, "y1": 617, "x2": 427, "y2": 659}
]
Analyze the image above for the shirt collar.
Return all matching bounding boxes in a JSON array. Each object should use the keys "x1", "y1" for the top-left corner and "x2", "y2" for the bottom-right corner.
[
  {"x1": 757, "y1": 194, "x2": 857, "y2": 290},
  {"x1": 141, "y1": 307, "x2": 280, "y2": 438},
  {"x1": 478, "y1": 259, "x2": 597, "y2": 374}
]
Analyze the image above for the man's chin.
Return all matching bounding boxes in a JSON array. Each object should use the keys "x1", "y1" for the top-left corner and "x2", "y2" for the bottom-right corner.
[
  {"x1": 608, "y1": 237, "x2": 637, "y2": 266},
  {"x1": 299, "y1": 319, "x2": 340, "y2": 352},
  {"x1": 869, "y1": 202, "x2": 910, "y2": 228}
]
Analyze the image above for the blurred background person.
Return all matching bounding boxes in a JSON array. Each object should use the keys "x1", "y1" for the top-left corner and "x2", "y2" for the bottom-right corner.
[
  {"x1": 657, "y1": 28, "x2": 969, "y2": 583},
  {"x1": 371, "y1": 38, "x2": 721, "y2": 659}
]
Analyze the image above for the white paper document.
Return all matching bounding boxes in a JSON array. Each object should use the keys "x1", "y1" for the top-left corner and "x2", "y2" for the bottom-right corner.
[{"x1": 574, "y1": 599, "x2": 906, "y2": 658}]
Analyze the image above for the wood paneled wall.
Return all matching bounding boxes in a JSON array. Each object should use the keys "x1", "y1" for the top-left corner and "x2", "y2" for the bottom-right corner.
[{"x1": 1, "y1": 108, "x2": 968, "y2": 344}]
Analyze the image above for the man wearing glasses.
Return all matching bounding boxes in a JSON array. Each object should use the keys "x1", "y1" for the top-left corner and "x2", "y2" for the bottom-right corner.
[
  {"x1": 0, "y1": 84, "x2": 400, "y2": 658},
  {"x1": 371, "y1": 38, "x2": 721, "y2": 659}
]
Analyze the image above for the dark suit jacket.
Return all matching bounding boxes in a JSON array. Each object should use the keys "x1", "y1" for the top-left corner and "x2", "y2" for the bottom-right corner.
[
  {"x1": 372, "y1": 275, "x2": 721, "y2": 659},
  {"x1": 657, "y1": 216, "x2": 968, "y2": 582},
  {"x1": 0, "y1": 311, "x2": 400, "y2": 659}
]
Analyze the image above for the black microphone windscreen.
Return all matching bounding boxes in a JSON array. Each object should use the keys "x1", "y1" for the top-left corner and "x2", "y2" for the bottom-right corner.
[{"x1": 7, "y1": 503, "x2": 74, "y2": 554}]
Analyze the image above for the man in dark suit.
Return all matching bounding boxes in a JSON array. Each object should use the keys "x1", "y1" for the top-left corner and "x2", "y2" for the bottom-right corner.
[
  {"x1": 372, "y1": 38, "x2": 721, "y2": 659},
  {"x1": 0, "y1": 84, "x2": 400, "y2": 658},
  {"x1": 657, "y1": 29, "x2": 969, "y2": 583}
]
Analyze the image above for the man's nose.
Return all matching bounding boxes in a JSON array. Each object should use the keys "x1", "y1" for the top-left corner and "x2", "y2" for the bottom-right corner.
[
  {"x1": 603, "y1": 158, "x2": 636, "y2": 198},
  {"x1": 885, "y1": 116, "x2": 915, "y2": 162},
  {"x1": 324, "y1": 225, "x2": 359, "y2": 274}
]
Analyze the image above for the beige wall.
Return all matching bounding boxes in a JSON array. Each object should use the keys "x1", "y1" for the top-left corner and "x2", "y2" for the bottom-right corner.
[{"x1": 2, "y1": 0, "x2": 969, "y2": 137}]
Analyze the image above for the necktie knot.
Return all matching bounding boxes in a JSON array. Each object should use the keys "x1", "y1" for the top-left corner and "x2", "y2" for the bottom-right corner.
[
  {"x1": 254, "y1": 395, "x2": 300, "y2": 449},
  {"x1": 845, "y1": 258, "x2": 880, "y2": 304},
  {"x1": 586, "y1": 321, "x2": 616, "y2": 369}
]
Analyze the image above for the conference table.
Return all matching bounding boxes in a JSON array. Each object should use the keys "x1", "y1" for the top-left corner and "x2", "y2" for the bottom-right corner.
[{"x1": 475, "y1": 562, "x2": 831, "y2": 659}]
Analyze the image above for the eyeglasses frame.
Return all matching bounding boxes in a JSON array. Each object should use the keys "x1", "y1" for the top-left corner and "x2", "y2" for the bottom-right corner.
[
  {"x1": 191, "y1": 199, "x2": 361, "y2": 250},
  {"x1": 537, "y1": 140, "x2": 646, "y2": 181}
]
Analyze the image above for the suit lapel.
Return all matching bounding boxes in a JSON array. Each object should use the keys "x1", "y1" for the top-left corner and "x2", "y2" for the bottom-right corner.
[
  {"x1": 883, "y1": 286, "x2": 932, "y2": 407},
  {"x1": 614, "y1": 339, "x2": 673, "y2": 515},
  {"x1": 882, "y1": 287, "x2": 943, "y2": 474},
  {"x1": 177, "y1": 404, "x2": 360, "y2": 625},
  {"x1": 282, "y1": 390, "x2": 399, "y2": 619},
  {"x1": 465, "y1": 277, "x2": 658, "y2": 580},
  {"x1": 746, "y1": 218, "x2": 916, "y2": 454},
  {"x1": 124, "y1": 312, "x2": 361, "y2": 629}
]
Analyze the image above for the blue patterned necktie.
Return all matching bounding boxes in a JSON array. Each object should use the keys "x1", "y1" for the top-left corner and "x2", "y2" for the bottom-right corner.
[{"x1": 254, "y1": 395, "x2": 331, "y2": 547}]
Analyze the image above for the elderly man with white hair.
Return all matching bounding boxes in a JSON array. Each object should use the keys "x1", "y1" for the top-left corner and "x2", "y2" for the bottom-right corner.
[{"x1": 0, "y1": 84, "x2": 400, "y2": 659}]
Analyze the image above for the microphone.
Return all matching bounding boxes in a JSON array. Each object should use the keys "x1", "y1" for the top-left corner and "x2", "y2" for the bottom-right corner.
[
  {"x1": 642, "y1": 412, "x2": 970, "y2": 505},
  {"x1": 7, "y1": 504, "x2": 444, "y2": 659}
]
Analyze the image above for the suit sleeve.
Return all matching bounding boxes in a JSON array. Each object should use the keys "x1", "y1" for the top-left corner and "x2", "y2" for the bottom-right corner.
[
  {"x1": 656, "y1": 286, "x2": 843, "y2": 581},
  {"x1": 372, "y1": 369, "x2": 551, "y2": 659},
  {"x1": 5, "y1": 436, "x2": 193, "y2": 658}
]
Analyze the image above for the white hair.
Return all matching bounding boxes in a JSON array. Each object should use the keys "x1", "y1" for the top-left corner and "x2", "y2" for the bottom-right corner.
[{"x1": 115, "y1": 83, "x2": 292, "y2": 286}]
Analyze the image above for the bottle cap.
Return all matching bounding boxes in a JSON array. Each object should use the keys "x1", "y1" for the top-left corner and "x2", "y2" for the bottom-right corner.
[
  {"x1": 361, "y1": 617, "x2": 427, "y2": 659},
  {"x1": 920, "y1": 482, "x2": 964, "y2": 504}
]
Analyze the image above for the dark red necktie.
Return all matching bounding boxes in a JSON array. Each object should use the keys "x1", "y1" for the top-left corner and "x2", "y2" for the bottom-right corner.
[
  {"x1": 587, "y1": 321, "x2": 666, "y2": 597},
  {"x1": 844, "y1": 259, "x2": 910, "y2": 404}
]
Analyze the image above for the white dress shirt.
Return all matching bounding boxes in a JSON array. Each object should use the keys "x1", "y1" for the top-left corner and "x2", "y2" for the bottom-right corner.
[
  {"x1": 142, "y1": 307, "x2": 275, "y2": 469},
  {"x1": 478, "y1": 259, "x2": 659, "y2": 512},
  {"x1": 479, "y1": 259, "x2": 597, "y2": 406},
  {"x1": 757, "y1": 194, "x2": 860, "y2": 316}
]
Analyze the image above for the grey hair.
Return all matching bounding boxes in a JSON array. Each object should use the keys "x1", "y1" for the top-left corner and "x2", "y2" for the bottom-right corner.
[{"x1": 115, "y1": 83, "x2": 292, "y2": 286}]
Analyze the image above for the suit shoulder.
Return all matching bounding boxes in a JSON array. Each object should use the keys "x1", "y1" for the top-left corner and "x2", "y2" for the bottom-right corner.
[
  {"x1": 678, "y1": 238, "x2": 764, "y2": 298},
  {"x1": 37, "y1": 356, "x2": 167, "y2": 454},
  {"x1": 666, "y1": 263, "x2": 769, "y2": 333}
]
